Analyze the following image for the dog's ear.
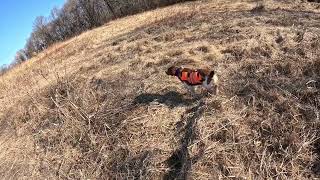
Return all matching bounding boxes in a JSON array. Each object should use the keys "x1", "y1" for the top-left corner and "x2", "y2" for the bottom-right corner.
[
  {"x1": 166, "y1": 66, "x2": 176, "y2": 75},
  {"x1": 207, "y1": 70, "x2": 217, "y2": 85}
]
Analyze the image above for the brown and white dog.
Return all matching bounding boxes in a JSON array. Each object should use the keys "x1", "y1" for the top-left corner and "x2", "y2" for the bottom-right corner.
[{"x1": 166, "y1": 66, "x2": 219, "y2": 96}]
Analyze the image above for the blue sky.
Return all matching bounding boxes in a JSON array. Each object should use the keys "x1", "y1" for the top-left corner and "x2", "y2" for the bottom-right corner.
[{"x1": 0, "y1": 0, "x2": 65, "y2": 66}]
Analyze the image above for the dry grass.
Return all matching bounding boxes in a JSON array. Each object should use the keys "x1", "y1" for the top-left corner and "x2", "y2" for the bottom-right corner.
[{"x1": 0, "y1": 0, "x2": 320, "y2": 179}]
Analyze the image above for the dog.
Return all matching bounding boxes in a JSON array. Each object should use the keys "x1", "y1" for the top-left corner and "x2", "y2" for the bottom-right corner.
[{"x1": 166, "y1": 66, "x2": 219, "y2": 96}]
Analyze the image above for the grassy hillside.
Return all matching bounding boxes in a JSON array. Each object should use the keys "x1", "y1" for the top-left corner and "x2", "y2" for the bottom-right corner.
[{"x1": 0, "y1": 0, "x2": 320, "y2": 179}]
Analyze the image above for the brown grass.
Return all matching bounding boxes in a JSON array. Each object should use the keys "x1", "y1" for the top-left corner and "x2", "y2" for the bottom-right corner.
[{"x1": 0, "y1": 0, "x2": 320, "y2": 179}]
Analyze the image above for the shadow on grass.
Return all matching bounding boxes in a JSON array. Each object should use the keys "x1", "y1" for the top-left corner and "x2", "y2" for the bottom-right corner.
[
  {"x1": 133, "y1": 91, "x2": 196, "y2": 108},
  {"x1": 164, "y1": 100, "x2": 206, "y2": 179}
]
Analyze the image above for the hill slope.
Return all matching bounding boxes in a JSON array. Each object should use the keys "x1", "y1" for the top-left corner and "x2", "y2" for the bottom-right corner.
[{"x1": 0, "y1": 0, "x2": 320, "y2": 179}]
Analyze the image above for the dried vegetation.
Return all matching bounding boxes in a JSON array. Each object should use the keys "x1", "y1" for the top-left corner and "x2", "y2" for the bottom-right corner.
[{"x1": 0, "y1": 0, "x2": 320, "y2": 179}]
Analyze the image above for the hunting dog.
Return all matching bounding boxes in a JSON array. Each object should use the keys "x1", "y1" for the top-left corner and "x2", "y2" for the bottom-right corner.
[{"x1": 166, "y1": 66, "x2": 219, "y2": 96}]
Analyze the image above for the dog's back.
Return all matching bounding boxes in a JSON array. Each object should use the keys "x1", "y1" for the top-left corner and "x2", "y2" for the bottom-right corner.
[{"x1": 166, "y1": 66, "x2": 219, "y2": 95}]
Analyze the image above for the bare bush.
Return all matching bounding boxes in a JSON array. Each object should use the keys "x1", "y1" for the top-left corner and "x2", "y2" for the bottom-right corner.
[
  {"x1": 0, "y1": 65, "x2": 9, "y2": 76},
  {"x1": 22, "y1": 0, "x2": 193, "y2": 60}
]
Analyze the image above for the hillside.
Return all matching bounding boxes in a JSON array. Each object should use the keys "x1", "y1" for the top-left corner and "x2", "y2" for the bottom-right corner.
[{"x1": 0, "y1": 0, "x2": 320, "y2": 179}]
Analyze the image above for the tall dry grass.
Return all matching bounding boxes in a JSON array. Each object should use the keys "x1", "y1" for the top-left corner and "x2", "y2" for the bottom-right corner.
[{"x1": 0, "y1": 0, "x2": 319, "y2": 179}]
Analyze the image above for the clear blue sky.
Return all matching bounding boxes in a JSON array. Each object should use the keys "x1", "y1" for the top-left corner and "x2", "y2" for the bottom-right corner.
[{"x1": 0, "y1": 0, "x2": 65, "y2": 66}]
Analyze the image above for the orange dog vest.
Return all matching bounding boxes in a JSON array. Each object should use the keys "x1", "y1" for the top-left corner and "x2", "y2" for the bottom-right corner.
[{"x1": 181, "y1": 71, "x2": 202, "y2": 85}]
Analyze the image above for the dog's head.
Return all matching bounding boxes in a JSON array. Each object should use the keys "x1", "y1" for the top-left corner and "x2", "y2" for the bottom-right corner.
[{"x1": 166, "y1": 66, "x2": 179, "y2": 76}]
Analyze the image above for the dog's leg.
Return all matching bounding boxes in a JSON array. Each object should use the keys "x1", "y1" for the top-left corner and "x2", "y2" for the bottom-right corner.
[
  {"x1": 203, "y1": 77, "x2": 212, "y2": 93},
  {"x1": 204, "y1": 84, "x2": 219, "y2": 95},
  {"x1": 184, "y1": 83, "x2": 196, "y2": 97}
]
